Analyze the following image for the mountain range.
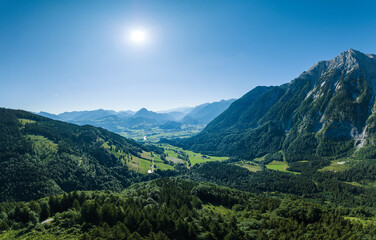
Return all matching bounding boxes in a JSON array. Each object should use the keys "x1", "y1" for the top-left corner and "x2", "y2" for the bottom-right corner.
[
  {"x1": 37, "y1": 99, "x2": 236, "y2": 139},
  {"x1": 3, "y1": 50, "x2": 376, "y2": 239},
  {"x1": 177, "y1": 49, "x2": 376, "y2": 161}
]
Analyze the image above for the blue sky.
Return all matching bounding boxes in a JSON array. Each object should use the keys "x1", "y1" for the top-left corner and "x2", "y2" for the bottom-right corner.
[{"x1": 0, "y1": 0, "x2": 375, "y2": 113}]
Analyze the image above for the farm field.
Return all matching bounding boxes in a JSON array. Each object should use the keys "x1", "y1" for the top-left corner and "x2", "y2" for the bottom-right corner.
[
  {"x1": 319, "y1": 159, "x2": 353, "y2": 172},
  {"x1": 265, "y1": 160, "x2": 300, "y2": 174},
  {"x1": 235, "y1": 162, "x2": 262, "y2": 172},
  {"x1": 119, "y1": 143, "x2": 229, "y2": 174},
  {"x1": 265, "y1": 160, "x2": 288, "y2": 171},
  {"x1": 158, "y1": 143, "x2": 229, "y2": 166}
]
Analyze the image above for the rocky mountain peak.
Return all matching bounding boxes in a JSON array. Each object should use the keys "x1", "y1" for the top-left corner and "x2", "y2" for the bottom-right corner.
[
  {"x1": 181, "y1": 49, "x2": 376, "y2": 161},
  {"x1": 295, "y1": 49, "x2": 376, "y2": 91},
  {"x1": 329, "y1": 49, "x2": 361, "y2": 69}
]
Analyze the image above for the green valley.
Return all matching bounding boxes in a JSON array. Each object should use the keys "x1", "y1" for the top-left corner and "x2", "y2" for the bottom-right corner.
[{"x1": 3, "y1": 49, "x2": 376, "y2": 239}]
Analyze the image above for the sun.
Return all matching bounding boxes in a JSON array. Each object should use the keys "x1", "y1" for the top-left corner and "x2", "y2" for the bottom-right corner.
[{"x1": 130, "y1": 29, "x2": 147, "y2": 44}]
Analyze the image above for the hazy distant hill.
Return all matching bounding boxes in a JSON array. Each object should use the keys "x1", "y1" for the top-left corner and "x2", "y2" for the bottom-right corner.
[
  {"x1": 165, "y1": 111, "x2": 188, "y2": 121},
  {"x1": 39, "y1": 109, "x2": 118, "y2": 122},
  {"x1": 182, "y1": 99, "x2": 236, "y2": 125},
  {"x1": 0, "y1": 108, "x2": 158, "y2": 201},
  {"x1": 38, "y1": 111, "x2": 61, "y2": 120},
  {"x1": 134, "y1": 108, "x2": 173, "y2": 122},
  {"x1": 37, "y1": 100, "x2": 236, "y2": 140},
  {"x1": 178, "y1": 49, "x2": 376, "y2": 161}
]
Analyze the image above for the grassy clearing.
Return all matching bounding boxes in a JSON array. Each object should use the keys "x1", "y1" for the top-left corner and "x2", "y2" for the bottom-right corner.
[
  {"x1": 102, "y1": 141, "x2": 132, "y2": 165},
  {"x1": 0, "y1": 229, "x2": 81, "y2": 240},
  {"x1": 203, "y1": 204, "x2": 233, "y2": 216},
  {"x1": 166, "y1": 156, "x2": 184, "y2": 164},
  {"x1": 123, "y1": 150, "x2": 174, "y2": 174},
  {"x1": 265, "y1": 160, "x2": 300, "y2": 174},
  {"x1": 103, "y1": 141, "x2": 148, "y2": 173},
  {"x1": 265, "y1": 160, "x2": 288, "y2": 171},
  {"x1": 253, "y1": 154, "x2": 267, "y2": 163},
  {"x1": 235, "y1": 163, "x2": 261, "y2": 172},
  {"x1": 159, "y1": 144, "x2": 228, "y2": 166},
  {"x1": 103, "y1": 142, "x2": 227, "y2": 174},
  {"x1": 126, "y1": 159, "x2": 139, "y2": 172},
  {"x1": 26, "y1": 135, "x2": 58, "y2": 159},
  {"x1": 155, "y1": 162, "x2": 174, "y2": 171},
  {"x1": 126, "y1": 156, "x2": 146, "y2": 173},
  {"x1": 140, "y1": 151, "x2": 174, "y2": 171},
  {"x1": 18, "y1": 118, "x2": 36, "y2": 126},
  {"x1": 319, "y1": 160, "x2": 352, "y2": 172},
  {"x1": 164, "y1": 148, "x2": 180, "y2": 158},
  {"x1": 138, "y1": 158, "x2": 153, "y2": 173}
]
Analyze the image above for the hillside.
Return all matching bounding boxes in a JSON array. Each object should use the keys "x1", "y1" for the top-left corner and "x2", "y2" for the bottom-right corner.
[
  {"x1": 182, "y1": 99, "x2": 236, "y2": 125},
  {"x1": 1, "y1": 177, "x2": 375, "y2": 239},
  {"x1": 0, "y1": 108, "x2": 160, "y2": 202},
  {"x1": 178, "y1": 49, "x2": 376, "y2": 161}
]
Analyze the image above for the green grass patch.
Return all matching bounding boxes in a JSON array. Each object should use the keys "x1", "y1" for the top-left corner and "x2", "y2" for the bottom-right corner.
[
  {"x1": 112, "y1": 142, "x2": 228, "y2": 174},
  {"x1": 125, "y1": 153, "x2": 174, "y2": 173},
  {"x1": 0, "y1": 229, "x2": 81, "y2": 240},
  {"x1": 126, "y1": 156, "x2": 149, "y2": 174},
  {"x1": 104, "y1": 142, "x2": 174, "y2": 173},
  {"x1": 166, "y1": 156, "x2": 184, "y2": 164},
  {"x1": 26, "y1": 135, "x2": 58, "y2": 160},
  {"x1": 159, "y1": 144, "x2": 228, "y2": 166},
  {"x1": 138, "y1": 158, "x2": 152, "y2": 174},
  {"x1": 18, "y1": 118, "x2": 36, "y2": 126},
  {"x1": 203, "y1": 204, "x2": 233, "y2": 216},
  {"x1": 265, "y1": 160, "x2": 300, "y2": 174},
  {"x1": 235, "y1": 163, "x2": 261, "y2": 172},
  {"x1": 253, "y1": 154, "x2": 267, "y2": 163},
  {"x1": 319, "y1": 160, "x2": 351, "y2": 172},
  {"x1": 102, "y1": 141, "x2": 133, "y2": 165},
  {"x1": 265, "y1": 160, "x2": 288, "y2": 171},
  {"x1": 155, "y1": 162, "x2": 174, "y2": 171}
]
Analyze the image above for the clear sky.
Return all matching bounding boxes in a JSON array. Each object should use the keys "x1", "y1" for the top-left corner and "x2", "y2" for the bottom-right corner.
[{"x1": 1, "y1": 0, "x2": 375, "y2": 114}]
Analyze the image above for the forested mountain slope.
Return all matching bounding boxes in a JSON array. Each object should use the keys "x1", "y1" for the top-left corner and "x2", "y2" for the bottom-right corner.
[
  {"x1": 1, "y1": 177, "x2": 375, "y2": 240},
  {"x1": 178, "y1": 49, "x2": 376, "y2": 161},
  {"x1": 0, "y1": 108, "x2": 158, "y2": 202}
]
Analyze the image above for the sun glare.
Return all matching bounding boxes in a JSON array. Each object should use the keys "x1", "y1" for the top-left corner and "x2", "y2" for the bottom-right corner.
[{"x1": 130, "y1": 29, "x2": 147, "y2": 44}]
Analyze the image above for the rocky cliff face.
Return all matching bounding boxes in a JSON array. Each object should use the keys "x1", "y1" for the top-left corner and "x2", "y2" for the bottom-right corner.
[{"x1": 179, "y1": 49, "x2": 376, "y2": 161}]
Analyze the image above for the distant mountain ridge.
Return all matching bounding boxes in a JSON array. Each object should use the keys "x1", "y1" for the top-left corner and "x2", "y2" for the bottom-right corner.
[
  {"x1": 38, "y1": 109, "x2": 120, "y2": 122},
  {"x1": 37, "y1": 99, "x2": 236, "y2": 135},
  {"x1": 134, "y1": 108, "x2": 173, "y2": 122},
  {"x1": 182, "y1": 99, "x2": 236, "y2": 125},
  {"x1": 177, "y1": 49, "x2": 376, "y2": 161}
]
